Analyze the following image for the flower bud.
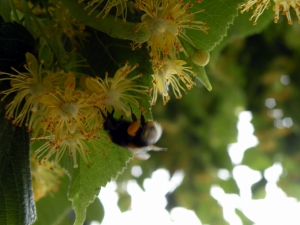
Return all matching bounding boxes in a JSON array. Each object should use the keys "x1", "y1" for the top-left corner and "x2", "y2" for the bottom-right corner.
[{"x1": 192, "y1": 49, "x2": 210, "y2": 67}]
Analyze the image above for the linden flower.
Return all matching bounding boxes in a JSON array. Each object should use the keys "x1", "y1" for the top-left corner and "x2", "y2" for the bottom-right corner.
[
  {"x1": 239, "y1": 0, "x2": 271, "y2": 25},
  {"x1": 79, "y1": 0, "x2": 128, "y2": 21},
  {"x1": 134, "y1": 0, "x2": 208, "y2": 62},
  {"x1": 273, "y1": 0, "x2": 300, "y2": 24},
  {"x1": 34, "y1": 129, "x2": 110, "y2": 168},
  {"x1": 85, "y1": 62, "x2": 149, "y2": 116},
  {"x1": 151, "y1": 59, "x2": 196, "y2": 105},
  {"x1": 35, "y1": 72, "x2": 100, "y2": 140},
  {"x1": 30, "y1": 157, "x2": 64, "y2": 201},
  {"x1": 0, "y1": 53, "x2": 65, "y2": 130},
  {"x1": 48, "y1": 1, "x2": 87, "y2": 47},
  {"x1": 13, "y1": 0, "x2": 47, "y2": 17},
  {"x1": 34, "y1": 130, "x2": 90, "y2": 168},
  {"x1": 239, "y1": 0, "x2": 300, "y2": 25}
]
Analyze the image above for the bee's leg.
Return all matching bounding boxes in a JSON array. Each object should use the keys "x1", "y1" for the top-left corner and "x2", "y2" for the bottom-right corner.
[
  {"x1": 129, "y1": 104, "x2": 137, "y2": 121},
  {"x1": 127, "y1": 105, "x2": 140, "y2": 137},
  {"x1": 110, "y1": 107, "x2": 115, "y2": 116},
  {"x1": 94, "y1": 106, "x2": 107, "y2": 120},
  {"x1": 105, "y1": 107, "x2": 114, "y2": 117},
  {"x1": 140, "y1": 111, "x2": 146, "y2": 126}
]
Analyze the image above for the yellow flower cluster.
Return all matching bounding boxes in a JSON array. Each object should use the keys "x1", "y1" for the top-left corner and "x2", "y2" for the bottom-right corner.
[
  {"x1": 133, "y1": 0, "x2": 208, "y2": 105},
  {"x1": 0, "y1": 53, "x2": 148, "y2": 168},
  {"x1": 47, "y1": 0, "x2": 89, "y2": 49},
  {"x1": 239, "y1": 0, "x2": 300, "y2": 25},
  {"x1": 79, "y1": 0, "x2": 128, "y2": 21},
  {"x1": 76, "y1": 0, "x2": 209, "y2": 105},
  {"x1": 151, "y1": 59, "x2": 196, "y2": 105}
]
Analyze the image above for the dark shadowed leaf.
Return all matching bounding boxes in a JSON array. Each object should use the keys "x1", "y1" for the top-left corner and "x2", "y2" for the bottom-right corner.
[{"x1": 0, "y1": 102, "x2": 36, "y2": 225}]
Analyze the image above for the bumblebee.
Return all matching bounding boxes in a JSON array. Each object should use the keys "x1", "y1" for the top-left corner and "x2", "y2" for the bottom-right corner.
[{"x1": 100, "y1": 107, "x2": 165, "y2": 160}]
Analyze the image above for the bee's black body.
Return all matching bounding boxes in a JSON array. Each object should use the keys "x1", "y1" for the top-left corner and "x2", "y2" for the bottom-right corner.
[
  {"x1": 102, "y1": 109, "x2": 148, "y2": 147},
  {"x1": 100, "y1": 107, "x2": 165, "y2": 159}
]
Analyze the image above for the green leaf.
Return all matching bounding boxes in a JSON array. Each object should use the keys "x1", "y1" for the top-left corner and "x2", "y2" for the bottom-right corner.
[
  {"x1": 68, "y1": 131, "x2": 131, "y2": 225},
  {"x1": 193, "y1": 63, "x2": 212, "y2": 91},
  {"x1": 235, "y1": 209, "x2": 254, "y2": 225},
  {"x1": 278, "y1": 176, "x2": 300, "y2": 200},
  {"x1": 34, "y1": 175, "x2": 72, "y2": 225},
  {"x1": 51, "y1": 197, "x2": 104, "y2": 225},
  {"x1": 251, "y1": 177, "x2": 267, "y2": 199},
  {"x1": 210, "y1": 5, "x2": 274, "y2": 65},
  {"x1": 117, "y1": 191, "x2": 131, "y2": 212},
  {"x1": 0, "y1": 3, "x2": 11, "y2": 23},
  {"x1": 0, "y1": 18, "x2": 36, "y2": 74},
  {"x1": 0, "y1": 103, "x2": 36, "y2": 225},
  {"x1": 189, "y1": 0, "x2": 245, "y2": 51},
  {"x1": 21, "y1": 0, "x2": 35, "y2": 37},
  {"x1": 218, "y1": 177, "x2": 239, "y2": 194},
  {"x1": 278, "y1": 157, "x2": 300, "y2": 201},
  {"x1": 242, "y1": 147, "x2": 273, "y2": 171}
]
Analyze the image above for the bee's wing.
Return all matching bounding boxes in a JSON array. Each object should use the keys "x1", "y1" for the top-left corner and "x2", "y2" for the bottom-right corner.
[
  {"x1": 132, "y1": 151, "x2": 151, "y2": 160},
  {"x1": 128, "y1": 145, "x2": 167, "y2": 160},
  {"x1": 148, "y1": 145, "x2": 167, "y2": 152}
]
